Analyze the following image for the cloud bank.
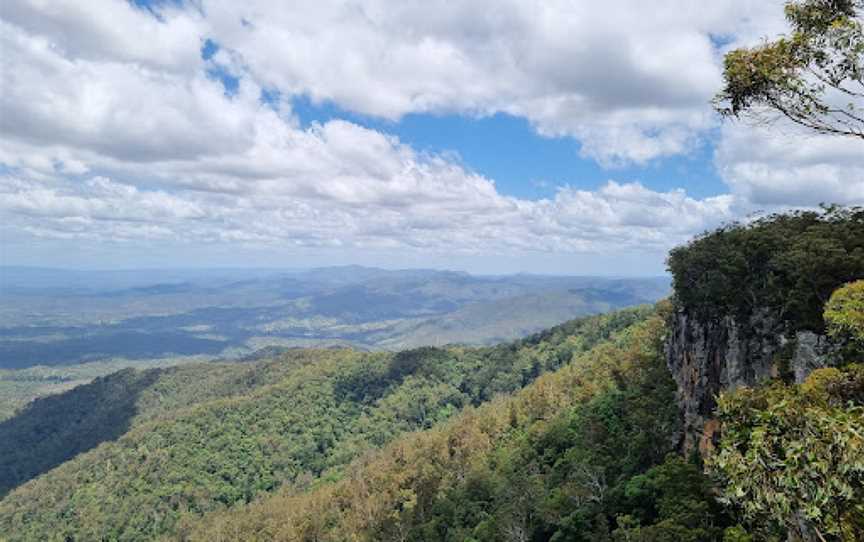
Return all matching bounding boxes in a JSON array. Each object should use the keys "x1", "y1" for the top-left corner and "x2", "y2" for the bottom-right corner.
[{"x1": 0, "y1": 0, "x2": 859, "y2": 273}]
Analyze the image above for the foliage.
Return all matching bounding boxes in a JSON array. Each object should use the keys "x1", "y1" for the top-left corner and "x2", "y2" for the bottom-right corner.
[
  {"x1": 714, "y1": 0, "x2": 864, "y2": 139},
  {"x1": 0, "y1": 357, "x2": 202, "y2": 423},
  {"x1": 825, "y1": 280, "x2": 864, "y2": 354},
  {"x1": 667, "y1": 206, "x2": 864, "y2": 332},
  {"x1": 0, "y1": 307, "x2": 651, "y2": 541},
  {"x1": 710, "y1": 364, "x2": 864, "y2": 541},
  {"x1": 180, "y1": 312, "x2": 738, "y2": 542},
  {"x1": 0, "y1": 354, "x2": 323, "y2": 499},
  {"x1": 611, "y1": 457, "x2": 729, "y2": 542}
]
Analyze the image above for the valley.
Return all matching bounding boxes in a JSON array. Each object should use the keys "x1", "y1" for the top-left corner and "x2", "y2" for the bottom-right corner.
[{"x1": 1, "y1": 267, "x2": 669, "y2": 367}]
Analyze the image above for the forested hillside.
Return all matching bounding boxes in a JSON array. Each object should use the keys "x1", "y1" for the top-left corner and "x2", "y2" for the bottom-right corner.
[
  {"x1": 181, "y1": 308, "x2": 735, "y2": 541},
  {"x1": 0, "y1": 308, "x2": 650, "y2": 541},
  {"x1": 0, "y1": 352, "x2": 336, "y2": 498},
  {"x1": 668, "y1": 206, "x2": 864, "y2": 332},
  {"x1": 3, "y1": 0, "x2": 863, "y2": 540},
  {"x1": 666, "y1": 206, "x2": 864, "y2": 454}
]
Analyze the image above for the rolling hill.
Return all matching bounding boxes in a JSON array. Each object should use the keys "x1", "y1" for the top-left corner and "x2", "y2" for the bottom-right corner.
[
  {"x1": 0, "y1": 307, "x2": 651, "y2": 540},
  {"x1": 0, "y1": 268, "x2": 669, "y2": 370}
]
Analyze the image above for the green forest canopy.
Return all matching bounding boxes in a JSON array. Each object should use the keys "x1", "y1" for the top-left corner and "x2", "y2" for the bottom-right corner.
[
  {"x1": 0, "y1": 308, "x2": 650, "y2": 541},
  {"x1": 667, "y1": 206, "x2": 864, "y2": 331}
]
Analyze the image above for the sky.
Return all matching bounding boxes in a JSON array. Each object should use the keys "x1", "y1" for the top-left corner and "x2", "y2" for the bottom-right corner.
[{"x1": 0, "y1": 0, "x2": 862, "y2": 275}]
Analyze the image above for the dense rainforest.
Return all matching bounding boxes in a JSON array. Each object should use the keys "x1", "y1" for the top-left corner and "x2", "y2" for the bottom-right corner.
[
  {"x1": 178, "y1": 280, "x2": 864, "y2": 541},
  {"x1": 172, "y1": 208, "x2": 864, "y2": 542},
  {"x1": 667, "y1": 206, "x2": 864, "y2": 332},
  {"x1": 0, "y1": 308, "x2": 650, "y2": 540},
  {"x1": 180, "y1": 308, "x2": 727, "y2": 541}
]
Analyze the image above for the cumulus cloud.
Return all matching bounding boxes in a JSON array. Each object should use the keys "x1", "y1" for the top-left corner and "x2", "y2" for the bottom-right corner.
[
  {"x1": 0, "y1": 0, "x2": 858, "y2": 273},
  {"x1": 1, "y1": 168, "x2": 735, "y2": 257},
  {"x1": 0, "y1": 19, "x2": 261, "y2": 163},
  {"x1": 201, "y1": 0, "x2": 786, "y2": 164},
  {"x1": 0, "y1": 0, "x2": 204, "y2": 70},
  {"x1": 716, "y1": 124, "x2": 864, "y2": 207}
]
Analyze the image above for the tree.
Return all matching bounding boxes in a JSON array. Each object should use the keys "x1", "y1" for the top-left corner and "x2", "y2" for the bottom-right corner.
[
  {"x1": 824, "y1": 279, "x2": 864, "y2": 345},
  {"x1": 709, "y1": 365, "x2": 864, "y2": 541},
  {"x1": 714, "y1": 0, "x2": 864, "y2": 139},
  {"x1": 666, "y1": 206, "x2": 864, "y2": 332}
]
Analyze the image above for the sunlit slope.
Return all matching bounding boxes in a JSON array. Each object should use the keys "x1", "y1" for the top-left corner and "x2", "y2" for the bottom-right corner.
[
  {"x1": 0, "y1": 350, "x2": 342, "y2": 499},
  {"x1": 0, "y1": 307, "x2": 651, "y2": 541},
  {"x1": 179, "y1": 309, "x2": 706, "y2": 541}
]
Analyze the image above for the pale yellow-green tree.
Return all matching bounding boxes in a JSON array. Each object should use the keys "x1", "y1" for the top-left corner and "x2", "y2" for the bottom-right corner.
[
  {"x1": 710, "y1": 364, "x2": 864, "y2": 541},
  {"x1": 824, "y1": 279, "x2": 864, "y2": 344},
  {"x1": 715, "y1": 0, "x2": 864, "y2": 139}
]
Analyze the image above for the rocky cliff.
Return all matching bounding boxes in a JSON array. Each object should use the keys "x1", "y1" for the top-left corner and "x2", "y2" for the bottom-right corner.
[{"x1": 665, "y1": 308, "x2": 835, "y2": 454}]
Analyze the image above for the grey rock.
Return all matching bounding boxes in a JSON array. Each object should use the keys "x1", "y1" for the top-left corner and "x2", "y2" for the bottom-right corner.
[
  {"x1": 665, "y1": 309, "x2": 834, "y2": 454},
  {"x1": 791, "y1": 331, "x2": 832, "y2": 384}
]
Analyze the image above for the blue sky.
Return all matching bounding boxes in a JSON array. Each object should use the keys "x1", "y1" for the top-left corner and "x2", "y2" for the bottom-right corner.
[
  {"x1": 290, "y1": 98, "x2": 727, "y2": 201},
  {"x1": 201, "y1": 28, "x2": 725, "y2": 203},
  {"x1": 202, "y1": 26, "x2": 728, "y2": 204},
  {"x1": 0, "y1": 0, "x2": 861, "y2": 275}
]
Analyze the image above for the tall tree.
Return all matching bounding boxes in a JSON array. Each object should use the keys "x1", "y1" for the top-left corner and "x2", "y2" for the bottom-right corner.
[{"x1": 714, "y1": 0, "x2": 864, "y2": 139}]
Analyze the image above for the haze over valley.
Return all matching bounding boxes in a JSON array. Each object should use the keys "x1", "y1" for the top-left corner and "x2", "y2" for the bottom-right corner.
[{"x1": 1, "y1": 266, "x2": 668, "y2": 367}]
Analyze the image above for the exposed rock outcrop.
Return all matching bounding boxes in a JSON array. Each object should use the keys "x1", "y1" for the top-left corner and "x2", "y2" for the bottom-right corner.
[{"x1": 665, "y1": 309, "x2": 835, "y2": 454}]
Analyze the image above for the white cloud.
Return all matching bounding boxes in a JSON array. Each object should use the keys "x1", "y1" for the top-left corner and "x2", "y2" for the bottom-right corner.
[
  {"x1": 0, "y1": 81, "x2": 735, "y2": 256},
  {"x1": 716, "y1": 124, "x2": 864, "y2": 207},
  {"x1": 0, "y1": 0, "x2": 204, "y2": 70},
  {"x1": 0, "y1": 0, "x2": 794, "y2": 168},
  {"x1": 0, "y1": 0, "x2": 858, "y2": 273},
  {"x1": 201, "y1": 0, "x2": 787, "y2": 164},
  {"x1": 1, "y1": 175, "x2": 205, "y2": 225},
  {"x1": 0, "y1": 19, "x2": 262, "y2": 163}
]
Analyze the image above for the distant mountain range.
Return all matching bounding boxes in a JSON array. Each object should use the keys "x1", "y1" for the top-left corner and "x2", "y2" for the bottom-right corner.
[{"x1": 0, "y1": 266, "x2": 669, "y2": 369}]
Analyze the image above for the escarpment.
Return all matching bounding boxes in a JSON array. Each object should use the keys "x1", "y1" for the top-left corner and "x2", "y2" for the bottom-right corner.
[
  {"x1": 665, "y1": 308, "x2": 834, "y2": 454},
  {"x1": 663, "y1": 207, "x2": 864, "y2": 455}
]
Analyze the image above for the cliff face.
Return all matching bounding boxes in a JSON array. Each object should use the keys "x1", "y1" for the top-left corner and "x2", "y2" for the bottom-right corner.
[{"x1": 665, "y1": 309, "x2": 834, "y2": 454}]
